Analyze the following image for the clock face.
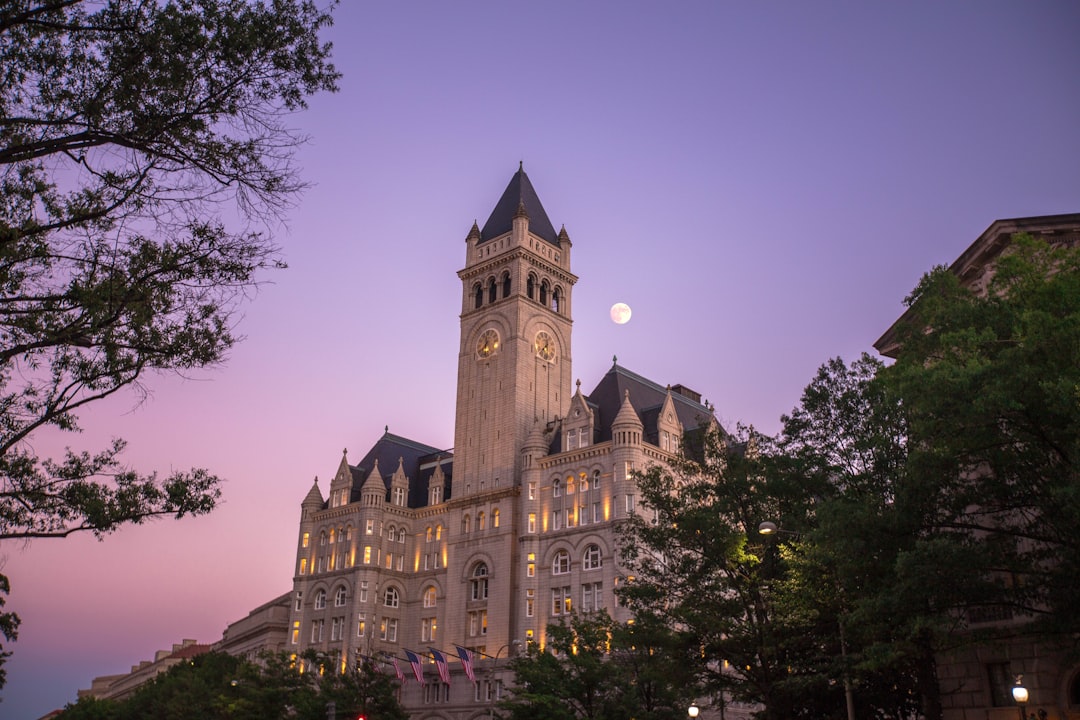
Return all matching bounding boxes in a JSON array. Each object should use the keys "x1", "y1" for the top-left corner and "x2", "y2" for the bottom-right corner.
[
  {"x1": 476, "y1": 329, "x2": 500, "y2": 359},
  {"x1": 534, "y1": 331, "x2": 556, "y2": 362}
]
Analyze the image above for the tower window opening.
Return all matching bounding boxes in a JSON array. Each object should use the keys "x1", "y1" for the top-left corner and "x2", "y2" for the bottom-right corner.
[{"x1": 474, "y1": 283, "x2": 483, "y2": 309}]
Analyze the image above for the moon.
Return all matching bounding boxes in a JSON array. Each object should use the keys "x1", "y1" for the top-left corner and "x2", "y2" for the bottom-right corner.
[{"x1": 610, "y1": 302, "x2": 632, "y2": 325}]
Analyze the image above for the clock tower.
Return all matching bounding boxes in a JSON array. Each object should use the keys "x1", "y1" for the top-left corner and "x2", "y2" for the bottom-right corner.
[{"x1": 453, "y1": 164, "x2": 577, "y2": 495}]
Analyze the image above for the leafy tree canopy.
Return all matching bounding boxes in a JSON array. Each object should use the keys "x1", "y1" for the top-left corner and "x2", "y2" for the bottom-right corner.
[
  {"x1": 0, "y1": 0, "x2": 338, "y2": 687},
  {"x1": 58, "y1": 650, "x2": 407, "y2": 720}
]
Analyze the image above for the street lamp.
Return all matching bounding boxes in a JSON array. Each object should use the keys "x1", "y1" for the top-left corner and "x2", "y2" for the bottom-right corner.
[
  {"x1": 1012, "y1": 676, "x2": 1028, "y2": 720},
  {"x1": 688, "y1": 704, "x2": 699, "y2": 719},
  {"x1": 488, "y1": 640, "x2": 522, "y2": 720}
]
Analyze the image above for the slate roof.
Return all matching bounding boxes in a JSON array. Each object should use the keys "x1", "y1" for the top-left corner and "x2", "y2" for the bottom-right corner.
[
  {"x1": 347, "y1": 431, "x2": 451, "y2": 507},
  {"x1": 480, "y1": 163, "x2": 560, "y2": 246},
  {"x1": 548, "y1": 362, "x2": 716, "y2": 454}
]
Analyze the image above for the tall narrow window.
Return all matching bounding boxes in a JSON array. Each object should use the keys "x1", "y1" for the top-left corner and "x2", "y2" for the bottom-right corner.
[
  {"x1": 471, "y1": 563, "x2": 489, "y2": 600},
  {"x1": 474, "y1": 283, "x2": 483, "y2": 309},
  {"x1": 502, "y1": 272, "x2": 511, "y2": 298},
  {"x1": 488, "y1": 278, "x2": 497, "y2": 303}
]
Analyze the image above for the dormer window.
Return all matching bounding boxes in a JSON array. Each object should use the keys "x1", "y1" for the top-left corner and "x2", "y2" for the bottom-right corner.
[{"x1": 392, "y1": 487, "x2": 406, "y2": 506}]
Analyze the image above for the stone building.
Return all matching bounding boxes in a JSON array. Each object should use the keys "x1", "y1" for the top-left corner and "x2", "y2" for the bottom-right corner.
[
  {"x1": 287, "y1": 164, "x2": 717, "y2": 714},
  {"x1": 875, "y1": 212, "x2": 1080, "y2": 720}
]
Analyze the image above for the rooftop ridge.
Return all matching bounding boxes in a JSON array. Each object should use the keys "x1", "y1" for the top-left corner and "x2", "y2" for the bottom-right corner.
[{"x1": 609, "y1": 364, "x2": 710, "y2": 413}]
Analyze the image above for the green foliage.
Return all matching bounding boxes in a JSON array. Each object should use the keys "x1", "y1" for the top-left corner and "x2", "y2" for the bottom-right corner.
[
  {"x1": 616, "y1": 424, "x2": 832, "y2": 720},
  {"x1": 0, "y1": 0, "x2": 338, "y2": 685},
  {"x1": 887, "y1": 234, "x2": 1080, "y2": 633},
  {"x1": 57, "y1": 650, "x2": 406, "y2": 720},
  {"x1": 502, "y1": 612, "x2": 690, "y2": 720}
]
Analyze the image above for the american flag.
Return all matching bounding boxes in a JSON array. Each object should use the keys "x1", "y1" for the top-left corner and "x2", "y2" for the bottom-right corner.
[
  {"x1": 455, "y1": 645, "x2": 477, "y2": 683},
  {"x1": 430, "y1": 648, "x2": 452, "y2": 685},
  {"x1": 404, "y1": 649, "x2": 425, "y2": 685},
  {"x1": 391, "y1": 656, "x2": 406, "y2": 683}
]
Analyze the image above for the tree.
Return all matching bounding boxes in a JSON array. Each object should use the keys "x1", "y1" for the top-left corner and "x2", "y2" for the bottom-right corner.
[
  {"x1": 885, "y1": 234, "x2": 1080, "y2": 634},
  {"x1": 0, "y1": 0, "x2": 338, "y2": 683},
  {"x1": 616, "y1": 424, "x2": 831, "y2": 720},
  {"x1": 502, "y1": 611, "x2": 690, "y2": 720},
  {"x1": 58, "y1": 650, "x2": 407, "y2": 720}
]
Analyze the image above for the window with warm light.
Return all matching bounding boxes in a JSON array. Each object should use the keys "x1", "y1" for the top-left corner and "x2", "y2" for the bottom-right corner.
[{"x1": 423, "y1": 586, "x2": 437, "y2": 608}]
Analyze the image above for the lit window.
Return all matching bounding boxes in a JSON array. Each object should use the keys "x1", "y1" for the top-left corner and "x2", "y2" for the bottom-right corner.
[
  {"x1": 364, "y1": 546, "x2": 372, "y2": 564},
  {"x1": 356, "y1": 614, "x2": 366, "y2": 637},
  {"x1": 552, "y1": 587, "x2": 571, "y2": 615},
  {"x1": 299, "y1": 558, "x2": 308, "y2": 575},
  {"x1": 423, "y1": 586, "x2": 437, "y2": 608},
  {"x1": 527, "y1": 553, "x2": 535, "y2": 577},
  {"x1": 478, "y1": 511, "x2": 486, "y2": 530},
  {"x1": 583, "y1": 544, "x2": 602, "y2": 570},
  {"x1": 426, "y1": 526, "x2": 433, "y2": 543},
  {"x1": 553, "y1": 551, "x2": 570, "y2": 575},
  {"x1": 302, "y1": 532, "x2": 310, "y2": 548},
  {"x1": 422, "y1": 617, "x2": 438, "y2": 642},
  {"x1": 528, "y1": 513, "x2": 536, "y2": 533},
  {"x1": 566, "y1": 476, "x2": 575, "y2": 495},
  {"x1": 291, "y1": 621, "x2": 300, "y2": 644},
  {"x1": 493, "y1": 508, "x2": 500, "y2": 528},
  {"x1": 384, "y1": 587, "x2": 399, "y2": 608},
  {"x1": 366, "y1": 519, "x2": 374, "y2": 535},
  {"x1": 436, "y1": 524, "x2": 443, "y2": 541},
  {"x1": 528, "y1": 482, "x2": 536, "y2": 500},
  {"x1": 314, "y1": 590, "x2": 326, "y2": 610}
]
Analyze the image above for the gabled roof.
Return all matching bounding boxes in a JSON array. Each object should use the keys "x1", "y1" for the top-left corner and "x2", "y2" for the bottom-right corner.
[
  {"x1": 480, "y1": 163, "x2": 559, "y2": 246},
  {"x1": 348, "y1": 431, "x2": 450, "y2": 507},
  {"x1": 575, "y1": 362, "x2": 715, "y2": 448}
]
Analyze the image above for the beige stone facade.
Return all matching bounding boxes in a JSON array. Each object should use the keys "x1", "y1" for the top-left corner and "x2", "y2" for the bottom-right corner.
[{"x1": 286, "y1": 165, "x2": 716, "y2": 716}]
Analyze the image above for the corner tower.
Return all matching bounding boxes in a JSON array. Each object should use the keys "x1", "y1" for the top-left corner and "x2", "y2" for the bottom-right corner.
[{"x1": 454, "y1": 164, "x2": 577, "y2": 495}]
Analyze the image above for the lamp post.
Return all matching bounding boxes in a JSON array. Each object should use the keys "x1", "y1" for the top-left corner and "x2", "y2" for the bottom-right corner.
[
  {"x1": 1012, "y1": 676, "x2": 1028, "y2": 720},
  {"x1": 688, "y1": 704, "x2": 699, "y2": 719},
  {"x1": 758, "y1": 521, "x2": 855, "y2": 720},
  {"x1": 488, "y1": 640, "x2": 522, "y2": 720}
]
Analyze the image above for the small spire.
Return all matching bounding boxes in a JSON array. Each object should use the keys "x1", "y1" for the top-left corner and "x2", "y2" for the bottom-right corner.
[
  {"x1": 467, "y1": 221, "x2": 481, "y2": 241},
  {"x1": 612, "y1": 355, "x2": 618, "y2": 365},
  {"x1": 384, "y1": 425, "x2": 389, "y2": 434},
  {"x1": 519, "y1": 160, "x2": 524, "y2": 172},
  {"x1": 343, "y1": 447, "x2": 348, "y2": 456},
  {"x1": 575, "y1": 378, "x2": 581, "y2": 391}
]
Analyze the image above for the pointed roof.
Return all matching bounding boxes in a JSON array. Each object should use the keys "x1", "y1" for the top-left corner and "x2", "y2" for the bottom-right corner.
[
  {"x1": 480, "y1": 163, "x2": 559, "y2": 246},
  {"x1": 585, "y1": 362, "x2": 714, "y2": 444},
  {"x1": 303, "y1": 478, "x2": 324, "y2": 508}
]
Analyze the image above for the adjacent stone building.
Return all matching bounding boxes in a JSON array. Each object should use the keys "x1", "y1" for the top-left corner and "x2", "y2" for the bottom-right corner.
[
  {"x1": 287, "y1": 164, "x2": 718, "y2": 714},
  {"x1": 875, "y1": 212, "x2": 1080, "y2": 720}
]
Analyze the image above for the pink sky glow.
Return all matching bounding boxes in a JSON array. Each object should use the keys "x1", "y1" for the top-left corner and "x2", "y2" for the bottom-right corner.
[{"x1": 5, "y1": 2, "x2": 1080, "y2": 717}]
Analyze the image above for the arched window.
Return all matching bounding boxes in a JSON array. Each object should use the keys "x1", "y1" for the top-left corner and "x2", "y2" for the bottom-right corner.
[
  {"x1": 474, "y1": 283, "x2": 483, "y2": 309},
  {"x1": 583, "y1": 544, "x2": 602, "y2": 570},
  {"x1": 329, "y1": 528, "x2": 335, "y2": 544},
  {"x1": 553, "y1": 478, "x2": 562, "y2": 497},
  {"x1": 527, "y1": 274, "x2": 536, "y2": 300},
  {"x1": 566, "y1": 475, "x2": 575, "y2": 495},
  {"x1": 553, "y1": 550, "x2": 570, "y2": 575},
  {"x1": 593, "y1": 470, "x2": 601, "y2": 491},
  {"x1": 319, "y1": 531, "x2": 327, "y2": 546},
  {"x1": 435, "y1": 524, "x2": 443, "y2": 541},
  {"x1": 540, "y1": 280, "x2": 549, "y2": 306},
  {"x1": 314, "y1": 590, "x2": 327, "y2": 609},
  {"x1": 384, "y1": 587, "x2": 400, "y2": 608},
  {"x1": 462, "y1": 514, "x2": 471, "y2": 533},
  {"x1": 502, "y1": 271, "x2": 511, "y2": 298},
  {"x1": 335, "y1": 586, "x2": 348, "y2": 606},
  {"x1": 386, "y1": 525, "x2": 396, "y2": 540},
  {"x1": 478, "y1": 511, "x2": 486, "y2": 530},
  {"x1": 345, "y1": 525, "x2": 353, "y2": 541},
  {"x1": 493, "y1": 508, "x2": 500, "y2": 528},
  {"x1": 423, "y1": 586, "x2": 437, "y2": 608},
  {"x1": 471, "y1": 563, "x2": 489, "y2": 600},
  {"x1": 488, "y1": 277, "x2": 497, "y2": 303},
  {"x1": 552, "y1": 288, "x2": 560, "y2": 312},
  {"x1": 398, "y1": 528, "x2": 406, "y2": 543}
]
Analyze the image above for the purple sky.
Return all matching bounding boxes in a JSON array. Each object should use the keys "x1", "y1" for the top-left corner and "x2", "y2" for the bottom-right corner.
[{"x1": 5, "y1": 2, "x2": 1080, "y2": 716}]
